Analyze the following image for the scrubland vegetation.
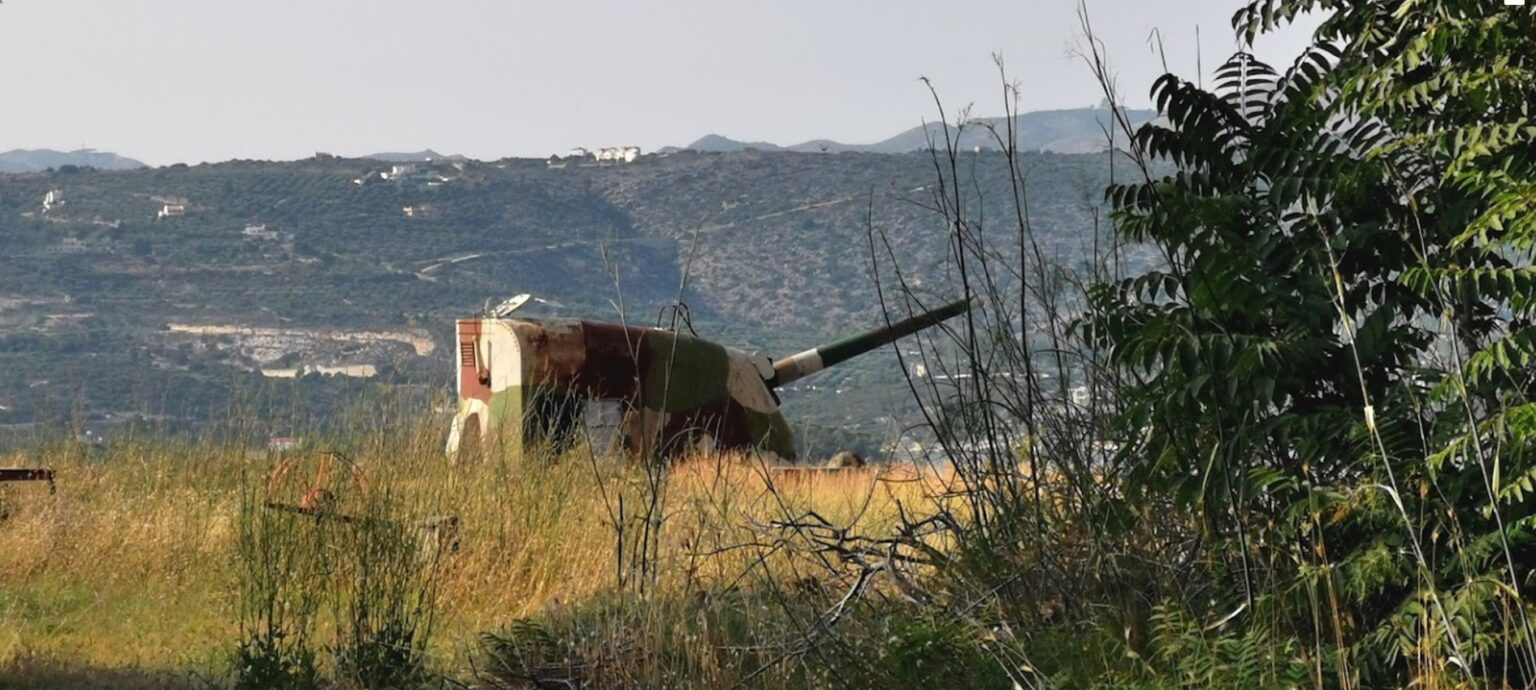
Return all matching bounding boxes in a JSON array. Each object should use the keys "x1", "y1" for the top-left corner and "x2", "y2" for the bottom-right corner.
[
  {"x1": 5, "y1": 0, "x2": 1536, "y2": 688},
  {"x1": 0, "y1": 430, "x2": 947, "y2": 689}
]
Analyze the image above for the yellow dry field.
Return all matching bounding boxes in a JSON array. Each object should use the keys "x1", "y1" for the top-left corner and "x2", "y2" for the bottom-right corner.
[{"x1": 0, "y1": 438, "x2": 950, "y2": 686}]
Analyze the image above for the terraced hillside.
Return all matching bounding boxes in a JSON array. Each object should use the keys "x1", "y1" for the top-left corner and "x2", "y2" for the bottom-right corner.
[{"x1": 0, "y1": 149, "x2": 1119, "y2": 451}]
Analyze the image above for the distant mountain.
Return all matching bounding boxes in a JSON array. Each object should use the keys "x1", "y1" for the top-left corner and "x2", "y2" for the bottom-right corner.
[
  {"x1": 683, "y1": 107, "x2": 1159, "y2": 156},
  {"x1": 0, "y1": 149, "x2": 145, "y2": 173},
  {"x1": 363, "y1": 149, "x2": 466, "y2": 163},
  {"x1": 682, "y1": 135, "x2": 786, "y2": 153}
]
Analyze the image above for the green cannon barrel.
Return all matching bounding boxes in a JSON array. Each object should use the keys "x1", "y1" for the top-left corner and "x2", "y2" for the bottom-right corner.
[{"x1": 770, "y1": 298, "x2": 972, "y2": 387}]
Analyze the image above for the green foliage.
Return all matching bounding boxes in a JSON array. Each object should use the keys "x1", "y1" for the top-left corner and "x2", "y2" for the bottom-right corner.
[
  {"x1": 472, "y1": 588, "x2": 821, "y2": 690},
  {"x1": 472, "y1": 592, "x2": 1021, "y2": 690},
  {"x1": 233, "y1": 478, "x2": 325, "y2": 690},
  {"x1": 474, "y1": 620, "x2": 584, "y2": 690},
  {"x1": 232, "y1": 459, "x2": 444, "y2": 689},
  {"x1": 1090, "y1": 0, "x2": 1536, "y2": 685},
  {"x1": 329, "y1": 509, "x2": 440, "y2": 690},
  {"x1": 882, "y1": 616, "x2": 1012, "y2": 690},
  {"x1": 1095, "y1": 607, "x2": 1319, "y2": 690},
  {"x1": 232, "y1": 634, "x2": 320, "y2": 690}
]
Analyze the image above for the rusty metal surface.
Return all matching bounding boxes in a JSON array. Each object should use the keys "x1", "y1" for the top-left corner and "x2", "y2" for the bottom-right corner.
[
  {"x1": 0, "y1": 468, "x2": 55, "y2": 493},
  {"x1": 263, "y1": 500, "x2": 371, "y2": 525},
  {"x1": 262, "y1": 501, "x2": 461, "y2": 556},
  {"x1": 445, "y1": 299, "x2": 972, "y2": 463}
]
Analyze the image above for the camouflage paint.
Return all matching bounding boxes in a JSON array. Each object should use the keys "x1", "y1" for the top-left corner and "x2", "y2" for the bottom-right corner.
[
  {"x1": 445, "y1": 298, "x2": 971, "y2": 463},
  {"x1": 447, "y1": 317, "x2": 797, "y2": 461}
]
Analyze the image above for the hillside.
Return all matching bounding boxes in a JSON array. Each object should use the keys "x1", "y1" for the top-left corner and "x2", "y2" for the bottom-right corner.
[
  {"x1": 0, "y1": 148, "x2": 146, "y2": 173},
  {"x1": 683, "y1": 107, "x2": 1156, "y2": 154},
  {"x1": 0, "y1": 149, "x2": 1120, "y2": 450},
  {"x1": 364, "y1": 149, "x2": 468, "y2": 163}
]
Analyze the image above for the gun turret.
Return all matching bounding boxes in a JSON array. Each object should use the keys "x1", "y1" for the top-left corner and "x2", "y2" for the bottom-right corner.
[
  {"x1": 447, "y1": 296, "x2": 972, "y2": 462},
  {"x1": 770, "y1": 298, "x2": 972, "y2": 387}
]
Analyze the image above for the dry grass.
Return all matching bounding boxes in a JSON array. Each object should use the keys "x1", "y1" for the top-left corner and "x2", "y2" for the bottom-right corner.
[{"x1": 0, "y1": 433, "x2": 943, "y2": 687}]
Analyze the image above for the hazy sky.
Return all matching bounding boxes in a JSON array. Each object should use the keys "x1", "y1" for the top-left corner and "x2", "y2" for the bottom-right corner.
[{"x1": 0, "y1": 1, "x2": 1316, "y2": 165}]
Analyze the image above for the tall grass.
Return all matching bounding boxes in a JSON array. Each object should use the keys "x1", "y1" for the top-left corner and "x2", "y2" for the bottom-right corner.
[
  {"x1": 12, "y1": 5, "x2": 1514, "y2": 687},
  {"x1": 232, "y1": 471, "x2": 323, "y2": 690},
  {"x1": 0, "y1": 413, "x2": 937, "y2": 688}
]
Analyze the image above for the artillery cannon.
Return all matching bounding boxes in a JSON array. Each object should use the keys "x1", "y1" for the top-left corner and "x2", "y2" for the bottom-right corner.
[{"x1": 444, "y1": 298, "x2": 970, "y2": 461}]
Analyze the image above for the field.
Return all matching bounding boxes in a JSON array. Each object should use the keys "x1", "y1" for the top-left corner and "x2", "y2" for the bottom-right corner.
[
  {"x1": 4, "y1": 3, "x2": 1532, "y2": 687},
  {"x1": 0, "y1": 427, "x2": 945, "y2": 689}
]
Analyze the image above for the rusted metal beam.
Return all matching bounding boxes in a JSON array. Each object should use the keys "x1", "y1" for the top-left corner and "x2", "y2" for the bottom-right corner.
[
  {"x1": 264, "y1": 500, "x2": 369, "y2": 525},
  {"x1": 264, "y1": 501, "x2": 460, "y2": 553},
  {"x1": 0, "y1": 468, "x2": 55, "y2": 494}
]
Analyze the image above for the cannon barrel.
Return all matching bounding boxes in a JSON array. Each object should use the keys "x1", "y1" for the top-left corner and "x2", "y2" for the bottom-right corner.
[{"x1": 770, "y1": 298, "x2": 971, "y2": 387}]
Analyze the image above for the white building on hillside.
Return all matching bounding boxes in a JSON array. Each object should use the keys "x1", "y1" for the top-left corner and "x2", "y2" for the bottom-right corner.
[
  {"x1": 381, "y1": 164, "x2": 417, "y2": 181},
  {"x1": 243, "y1": 223, "x2": 281, "y2": 241},
  {"x1": 42, "y1": 189, "x2": 65, "y2": 213},
  {"x1": 592, "y1": 146, "x2": 641, "y2": 163}
]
